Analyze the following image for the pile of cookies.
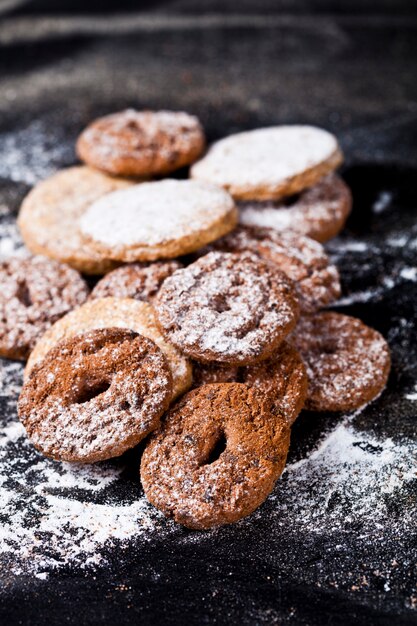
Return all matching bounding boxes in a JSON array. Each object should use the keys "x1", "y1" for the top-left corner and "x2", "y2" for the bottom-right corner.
[{"x1": 0, "y1": 110, "x2": 391, "y2": 530}]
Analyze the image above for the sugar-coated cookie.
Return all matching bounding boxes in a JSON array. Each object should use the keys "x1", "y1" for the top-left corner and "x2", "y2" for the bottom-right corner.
[
  {"x1": 238, "y1": 174, "x2": 352, "y2": 243},
  {"x1": 154, "y1": 251, "x2": 299, "y2": 365},
  {"x1": 191, "y1": 126, "x2": 343, "y2": 201},
  {"x1": 25, "y1": 297, "x2": 192, "y2": 400},
  {"x1": 0, "y1": 255, "x2": 88, "y2": 360},
  {"x1": 19, "y1": 328, "x2": 172, "y2": 463},
  {"x1": 18, "y1": 166, "x2": 134, "y2": 274},
  {"x1": 77, "y1": 109, "x2": 205, "y2": 177},
  {"x1": 293, "y1": 312, "x2": 391, "y2": 412},
  {"x1": 80, "y1": 179, "x2": 237, "y2": 262},
  {"x1": 141, "y1": 383, "x2": 290, "y2": 529}
]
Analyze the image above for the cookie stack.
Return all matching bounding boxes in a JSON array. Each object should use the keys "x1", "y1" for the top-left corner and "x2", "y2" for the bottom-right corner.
[{"x1": 0, "y1": 109, "x2": 391, "y2": 530}]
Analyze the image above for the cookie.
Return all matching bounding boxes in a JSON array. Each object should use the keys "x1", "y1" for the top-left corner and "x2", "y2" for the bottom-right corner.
[
  {"x1": 80, "y1": 179, "x2": 238, "y2": 263},
  {"x1": 207, "y1": 226, "x2": 341, "y2": 313},
  {"x1": 192, "y1": 342, "x2": 307, "y2": 426},
  {"x1": 0, "y1": 255, "x2": 89, "y2": 360},
  {"x1": 154, "y1": 251, "x2": 299, "y2": 365},
  {"x1": 19, "y1": 328, "x2": 172, "y2": 463},
  {"x1": 140, "y1": 383, "x2": 290, "y2": 529},
  {"x1": 90, "y1": 260, "x2": 182, "y2": 302},
  {"x1": 191, "y1": 125, "x2": 343, "y2": 201},
  {"x1": 238, "y1": 174, "x2": 352, "y2": 243},
  {"x1": 25, "y1": 298, "x2": 192, "y2": 400},
  {"x1": 293, "y1": 312, "x2": 391, "y2": 412},
  {"x1": 18, "y1": 166, "x2": 134, "y2": 275},
  {"x1": 76, "y1": 109, "x2": 205, "y2": 177}
]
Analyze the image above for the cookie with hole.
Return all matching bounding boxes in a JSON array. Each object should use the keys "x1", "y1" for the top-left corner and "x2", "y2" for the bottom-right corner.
[
  {"x1": 18, "y1": 328, "x2": 172, "y2": 463},
  {"x1": 0, "y1": 255, "x2": 89, "y2": 360},
  {"x1": 154, "y1": 251, "x2": 299, "y2": 365},
  {"x1": 25, "y1": 297, "x2": 192, "y2": 401},
  {"x1": 292, "y1": 312, "x2": 391, "y2": 412},
  {"x1": 191, "y1": 342, "x2": 307, "y2": 426},
  {"x1": 140, "y1": 383, "x2": 290, "y2": 529}
]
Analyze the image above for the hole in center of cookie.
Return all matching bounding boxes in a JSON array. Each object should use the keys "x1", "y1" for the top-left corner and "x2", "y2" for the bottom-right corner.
[
  {"x1": 202, "y1": 431, "x2": 227, "y2": 465},
  {"x1": 282, "y1": 192, "x2": 301, "y2": 208},
  {"x1": 210, "y1": 295, "x2": 231, "y2": 313},
  {"x1": 16, "y1": 281, "x2": 33, "y2": 307},
  {"x1": 75, "y1": 379, "x2": 112, "y2": 404}
]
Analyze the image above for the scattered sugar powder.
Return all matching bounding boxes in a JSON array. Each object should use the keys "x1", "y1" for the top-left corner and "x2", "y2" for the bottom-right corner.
[
  {"x1": 0, "y1": 119, "x2": 74, "y2": 185},
  {"x1": 0, "y1": 204, "x2": 25, "y2": 260},
  {"x1": 1, "y1": 357, "x2": 416, "y2": 577}
]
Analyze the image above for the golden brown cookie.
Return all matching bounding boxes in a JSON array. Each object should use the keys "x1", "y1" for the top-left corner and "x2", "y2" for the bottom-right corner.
[
  {"x1": 25, "y1": 298, "x2": 192, "y2": 400},
  {"x1": 191, "y1": 126, "x2": 343, "y2": 201},
  {"x1": 19, "y1": 328, "x2": 172, "y2": 463},
  {"x1": 206, "y1": 226, "x2": 341, "y2": 313},
  {"x1": 77, "y1": 109, "x2": 205, "y2": 177},
  {"x1": 90, "y1": 260, "x2": 182, "y2": 302},
  {"x1": 154, "y1": 251, "x2": 299, "y2": 365},
  {"x1": 80, "y1": 179, "x2": 237, "y2": 262},
  {"x1": 238, "y1": 174, "x2": 352, "y2": 243},
  {"x1": 140, "y1": 383, "x2": 290, "y2": 529},
  {"x1": 0, "y1": 255, "x2": 88, "y2": 360},
  {"x1": 192, "y1": 342, "x2": 307, "y2": 426},
  {"x1": 293, "y1": 312, "x2": 391, "y2": 412},
  {"x1": 18, "y1": 166, "x2": 134, "y2": 274}
]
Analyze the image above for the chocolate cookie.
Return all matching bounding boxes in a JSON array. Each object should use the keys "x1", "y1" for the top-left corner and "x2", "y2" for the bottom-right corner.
[
  {"x1": 140, "y1": 383, "x2": 290, "y2": 529},
  {"x1": 293, "y1": 312, "x2": 391, "y2": 412},
  {"x1": 0, "y1": 255, "x2": 89, "y2": 360},
  {"x1": 238, "y1": 174, "x2": 352, "y2": 243},
  {"x1": 19, "y1": 328, "x2": 172, "y2": 463},
  {"x1": 154, "y1": 251, "x2": 299, "y2": 365},
  {"x1": 192, "y1": 342, "x2": 307, "y2": 426},
  {"x1": 80, "y1": 179, "x2": 238, "y2": 262},
  {"x1": 77, "y1": 109, "x2": 205, "y2": 177},
  {"x1": 191, "y1": 125, "x2": 342, "y2": 201},
  {"x1": 207, "y1": 226, "x2": 341, "y2": 313},
  {"x1": 18, "y1": 166, "x2": 134, "y2": 275},
  {"x1": 90, "y1": 260, "x2": 182, "y2": 302},
  {"x1": 25, "y1": 298, "x2": 192, "y2": 400}
]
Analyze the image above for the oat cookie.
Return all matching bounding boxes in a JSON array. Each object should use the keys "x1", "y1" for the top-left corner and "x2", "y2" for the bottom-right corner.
[
  {"x1": 293, "y1": 312, "x2": 391, "y2": 412},
  {"x1": 238, "y1": 174, "x2": 352, "y2": 243},
  {"x1": 90, "y1": 260, "x2": 182, "y2": 302},
  {"x1": 19, "y1": 328, "x2": 172, "y2": 463},
  {"x1": 154, "y1": 251, "x2": 299, "y2": 365},
  {"x1": 80, "y1": 179, "x2": 237, "y2": 262},
  {"x1": 18, "y1": 166, "x2": 134, "y2": 274},
  {"x1": 141, "y1": 383, "x2": 290, "y2": 529},
  {"x1": 25, "y1": 298, "x2": 192, "y2": 400},
  {"x1": 207, "y1": 226, "x2": 341, "y2": 313},
  {"x1": 191, "y1": 126, "x2": 342, "y2": 201},
  {"x1": 192, "y1": 342, "x2": 307, "y2": 426},
  {"x1": 0, "y1": 255, "x2": 88, "y2": 360},
  {"x1": 77, "y1": 109, "x2": 205, "y2": 177}
]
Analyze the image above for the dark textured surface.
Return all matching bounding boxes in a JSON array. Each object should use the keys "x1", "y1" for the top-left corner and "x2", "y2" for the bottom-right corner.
[{"x1": 0, "y1": 6, "x2": 416, "y2": 625}]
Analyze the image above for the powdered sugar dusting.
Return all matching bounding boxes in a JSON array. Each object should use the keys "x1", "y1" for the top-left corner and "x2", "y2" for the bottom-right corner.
[
  {"x1": 191, "y1": 126, "x2": 340, "y2": 190},
  {"x1": 80, "y1": 179, "x2": 235, "y2": 249}
]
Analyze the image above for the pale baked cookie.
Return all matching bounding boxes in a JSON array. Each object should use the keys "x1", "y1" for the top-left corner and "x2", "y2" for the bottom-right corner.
[
  {"x1": 206, "y1": 226, "x2": 341, "y2": 313},
  {"x1": 90, "y1": 260, "x2": 182, "y2": 302},
  {"x1": 18, "y1": 166, "x2": 134, "y2": 274},
  {"x1": 238, "y1": 174, "x2": 352, "y2": 243},
  {"x1": 19, "y1": 328, "x2": 172, "y2": 463},
  {"x1": 25, "y1": 298, "x2": 192, "y2": 400},
  {"x1": 141, "y1": 383, "x2": 290, "y2": 529},
  {"x1": 293, "y1": 312, "x2": 391, "y2": 412},
  {"x1": 77, "y1": 109, "x2": 205, "y2": 177},
  {"x1": 80, "y1": 179, "x2": 237, "y2": 262},
  {"x1": 154, "y1": 251, "x2": 299, "y2": 365},
  {"x1": 191, "y1": 126, "x2": 343, "y2": 201},
  {"x1": 0, "y1": 255, "x2": 88, "y2": 360}
]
